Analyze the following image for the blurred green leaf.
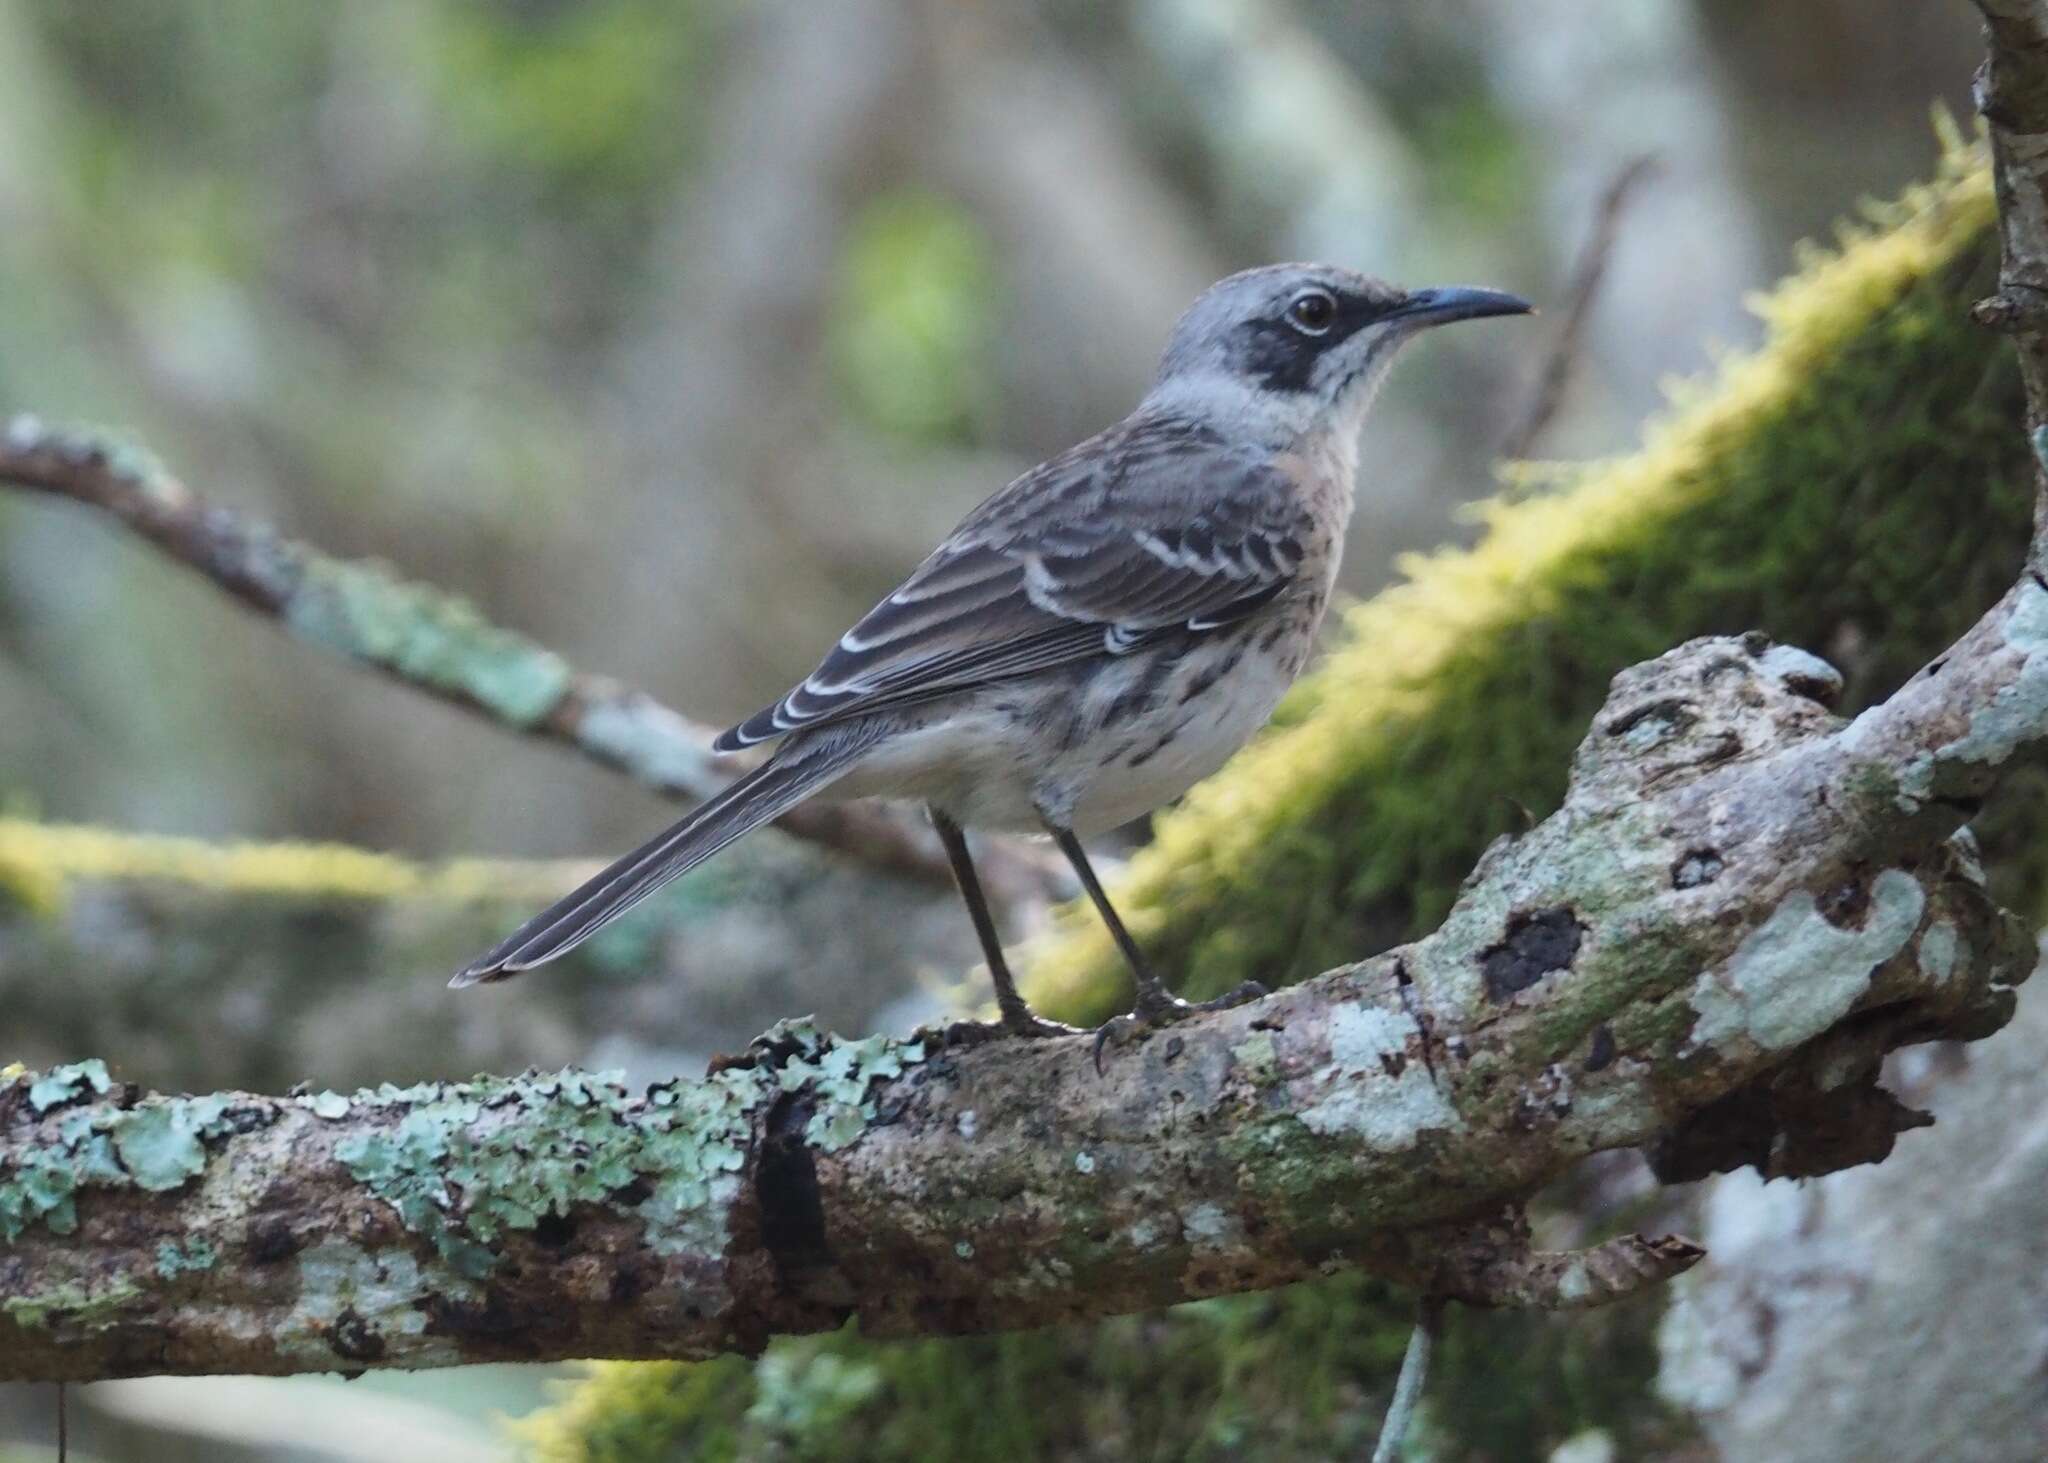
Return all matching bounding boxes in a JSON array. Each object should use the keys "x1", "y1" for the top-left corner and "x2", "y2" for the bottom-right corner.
[{"x1": 830, "y1": 190, "x2": 1001, "y2": 444}]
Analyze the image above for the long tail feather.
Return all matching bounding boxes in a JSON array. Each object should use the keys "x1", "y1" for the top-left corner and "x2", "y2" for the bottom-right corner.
[{"x1": 451, "y1": 736, "x2": 868, "y2": 987}]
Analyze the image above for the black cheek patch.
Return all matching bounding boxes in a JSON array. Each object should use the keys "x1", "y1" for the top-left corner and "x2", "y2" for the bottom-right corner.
[
  {"x1": 1240, "y1": 298, "x2": 1385, "y2": 394},
  {"x1": 1241, "y1": 320, "x2": 1320, "y2": 394}
]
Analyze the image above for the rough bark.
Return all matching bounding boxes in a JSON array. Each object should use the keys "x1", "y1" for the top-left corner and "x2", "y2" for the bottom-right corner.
[
  {"x1": 1975, "y1": 0, "x2": 2048, "y2": 479},
  {"x1": 3, "y1": 620, "x2": 2037, "y2": 1381},
  {"x1": 1658, "y1": 985, "x2": 2048, "y2": 1462}
]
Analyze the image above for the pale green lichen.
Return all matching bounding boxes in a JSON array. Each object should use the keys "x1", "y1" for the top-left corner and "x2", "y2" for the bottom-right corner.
[
  {"x1": 1688, "y1": 871, "x2": 1926, "y2": 1053},
  {"x1": 1753, "y1": 645, "x2": 1844, "y2": 703},
  {"x1": 114, "y1": 1094, "x2": 236, "y2": 1191},
  {"x1": 1230, "y1": 1031, "x2": 1278, "y2": 1078},
  {"x1": 279, "y1": 1241, "x2": 473, "y2": 1368},
  {"x1": 284, "y1": 557, "x2": 573, "y2": 726},
  {"x1": 1939, "y1": 580, "x2": 2048, "y2": 769},
  {"x1": 327, "y1": 1032, "x2": 920, "y2": 1280},
  {"x1": 1, "y1": 1087, "x2": 239, "y2": 1239},
  {"x1": 334, "y1": 1066, "x2": 764, "y2": 1278},
  {"x1": 1181, "y1": 1203, "x2": 1235, "y2": 1247},
  {"x1": 573, "y1": 695, "x2": 719, "y2": 795},
  {"x1": 155, "y1": 1236, "x2": 218, "y2": 1278},
  {"x1": 1895, "y1": 750, "x2": 1936, "y2": 813},
  {"x1": 760, "y1": 1020, "x2": 925, "y2": 1154},
  {"x1": 1919, "y1": 919, "x2": 1962, "y2": 983},
  {"x1": 28, "y1": 1059, "x2": 110, "y2": 1112},
  {"x1": 306, "y1": 1090, "x2": 352, "y2": 1119},
  {"x1": 1297, "y1": 1002, "x2": 1463, "y2": 1149},
  {"x1": 0, "y1": 1148, "x2": 87, "y2": 1239}
]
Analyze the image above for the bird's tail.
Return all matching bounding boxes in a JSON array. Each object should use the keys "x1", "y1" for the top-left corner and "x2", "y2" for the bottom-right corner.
[{"x1": 451, "y1": 733, "x2": 871, "y2": 987}]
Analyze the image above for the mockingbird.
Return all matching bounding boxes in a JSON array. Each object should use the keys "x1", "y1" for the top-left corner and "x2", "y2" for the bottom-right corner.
[{"x1": 455, "y1": 264, "x2": 1530, "y2": 1056}]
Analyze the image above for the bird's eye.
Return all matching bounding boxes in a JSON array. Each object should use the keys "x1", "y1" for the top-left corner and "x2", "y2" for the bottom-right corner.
[{"x1": 1285, "y1": 290, "x2": 1337, "y2": 336}]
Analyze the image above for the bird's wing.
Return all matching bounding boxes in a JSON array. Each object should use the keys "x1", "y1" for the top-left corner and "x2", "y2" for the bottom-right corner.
[{"x1": 713, "y1": 418, "x2": 1311, "y2": 750}]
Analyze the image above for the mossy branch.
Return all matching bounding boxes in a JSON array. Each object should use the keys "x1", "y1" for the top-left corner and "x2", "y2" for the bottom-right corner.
[
  {"x1": 0, "y1": 417, "x2": 1059, "y2": 906},
  {"x1": 4, "y1": 621, "x2": 2038, "y2": 1382}
]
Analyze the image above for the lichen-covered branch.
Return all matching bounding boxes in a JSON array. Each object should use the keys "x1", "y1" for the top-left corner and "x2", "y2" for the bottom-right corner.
[
  {"x1": 3, "y1": 625, "x2": 2036, "y2": 1382},
  {"x1": 0, "y1": 416, "x2": 1058, "y2": 905}
]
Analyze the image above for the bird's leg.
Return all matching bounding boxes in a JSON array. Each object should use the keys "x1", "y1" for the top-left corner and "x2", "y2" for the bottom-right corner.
[
  {"x1": 929, "y1": 806, "x2": 1078, "y2": 1040},
  {"x1": 1040, "y1": 822, "x2": 1267, "y2": 1068}
]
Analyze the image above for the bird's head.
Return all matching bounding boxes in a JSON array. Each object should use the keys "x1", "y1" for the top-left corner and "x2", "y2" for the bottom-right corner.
[{"x1": 1144, "y1": 263, "x2": 1531, "y2": 441}]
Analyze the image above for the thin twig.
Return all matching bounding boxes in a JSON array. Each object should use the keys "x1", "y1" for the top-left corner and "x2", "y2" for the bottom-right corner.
[
  {"x1": 0, "y1": 415, "x2": 1062, "y2": 903},
  {"x1": 56, "y1": 1380, "x2": 66, "y2": 1463},
  {"x1": 1500, "y1": 155, "x2": 1659, "y2": 461},
  {"x1": 1371, "y1": 1296, "x2": 1444, "y2": 1463}
]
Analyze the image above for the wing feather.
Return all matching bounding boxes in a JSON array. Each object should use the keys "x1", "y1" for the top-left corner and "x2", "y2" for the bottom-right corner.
[{"x1": 713, "y1": 417, "x2": 1311, "y2": 751}]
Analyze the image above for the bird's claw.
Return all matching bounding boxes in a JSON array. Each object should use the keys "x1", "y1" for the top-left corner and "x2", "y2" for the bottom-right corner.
[
  {"x1": 925, "y1": 1004, "x2": 1081, "y2": 1049},
  {"x1": 927, "y1": 1009, "x2": 1083, "y2": 1052},
  {"x1": 1005, "y1": 1009, "x2": 1086, "y2": 1041},
  {"x1": 1092, "y1": 978, "x2": 1271, "y2": 1073},
  {"x1": 1090, "y1": 1013, "x2": 1144, "y2": 1074}
]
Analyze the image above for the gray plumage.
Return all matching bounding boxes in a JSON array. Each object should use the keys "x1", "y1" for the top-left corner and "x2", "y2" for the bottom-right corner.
[{"x1": 454, "y1": 263, "x2": 1529, "y2": 1031}]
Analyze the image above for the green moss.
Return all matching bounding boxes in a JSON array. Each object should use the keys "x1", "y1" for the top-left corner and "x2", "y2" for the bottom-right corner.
[
  {"x1": 524, "y1": 149, "x2": 2034, "y2": 1462},
  {"x1": 1024, "y1": 147, "x2": 2032, "y2": 1024}
]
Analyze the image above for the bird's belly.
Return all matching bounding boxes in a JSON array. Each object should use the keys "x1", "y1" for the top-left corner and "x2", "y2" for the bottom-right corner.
[
  {"x1": 826, "y1": 626, "x2": 1305, "y2": 837},
  {"x1": 828, "y1": 704, "x2": 1052, "y2": 831},
  {"x1": 1056, "y1": 641, "x2": 1296, "y2": 836}
]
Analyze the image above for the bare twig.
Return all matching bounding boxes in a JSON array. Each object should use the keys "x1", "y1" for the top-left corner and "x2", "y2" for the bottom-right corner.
[
  {"x1": 0, "y1": 415, "x2": 1060, "y2": 904},
  {"x1": 1500, "y1": 155, "x2": 1659, "y2": 461},
  {"x1": 1371, "y1": 1297, "x2": 1443, "y2": 1463}
]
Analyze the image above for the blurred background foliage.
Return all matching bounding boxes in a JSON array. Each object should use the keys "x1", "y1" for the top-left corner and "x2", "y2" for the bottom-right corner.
[{"x1": 0, "y1": 0, "x2": 1993, "y2": 1458}]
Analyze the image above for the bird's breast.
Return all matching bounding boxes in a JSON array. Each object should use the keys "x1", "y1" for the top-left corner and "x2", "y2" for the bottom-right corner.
[{"x1": 1050, "y1": 612, "x2": 1317, "y2": 836}]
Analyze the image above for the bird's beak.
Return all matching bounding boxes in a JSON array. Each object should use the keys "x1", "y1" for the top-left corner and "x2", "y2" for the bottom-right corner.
[{"x1": 1393, "y1": 285, "x2": 1534, "y2": 328}]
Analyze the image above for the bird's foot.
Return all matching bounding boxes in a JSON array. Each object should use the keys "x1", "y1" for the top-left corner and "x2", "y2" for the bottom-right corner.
[
  {"x1": 930, "y1": 1006, "x2": 1085, "y2": 1052},
  {"x1": 1091, "y1": 978, "x2": 1270, "y2": 1073}
]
